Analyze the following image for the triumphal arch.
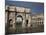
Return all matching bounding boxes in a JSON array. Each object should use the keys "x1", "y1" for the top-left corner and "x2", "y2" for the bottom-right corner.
[{"x1": 5, "y1": 5, "x2": 32, "y2": 33}]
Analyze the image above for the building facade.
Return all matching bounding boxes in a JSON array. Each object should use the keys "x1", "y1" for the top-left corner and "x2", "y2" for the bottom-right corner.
[
  {"x1": 5, "y1": 5, "x2": 31, "y2": 33},
  {"x1": 5, "y1": 5, "x2": 44, "y2": 33}
]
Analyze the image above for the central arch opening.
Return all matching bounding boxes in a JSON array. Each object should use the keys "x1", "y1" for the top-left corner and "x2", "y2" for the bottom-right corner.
[
  {"x1": 16, "y1": 15, "x2": 23, "y2": 32},
  {"x1": 16, "y1": 15, "x2": 23, "y2": 24}
]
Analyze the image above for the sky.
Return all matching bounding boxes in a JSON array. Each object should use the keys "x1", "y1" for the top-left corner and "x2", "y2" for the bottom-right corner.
[{"x1": 5, "y1": 0, "x2": 44, "y2": 15}]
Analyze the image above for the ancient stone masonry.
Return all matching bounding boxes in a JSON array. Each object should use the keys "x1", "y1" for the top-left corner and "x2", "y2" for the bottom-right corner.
[
  {"x1": 5, "y1": 5, "x2": 44, "y2": 33},
  {"x1": 5, "y1": 5, "x2": 32, "y2": 33}
]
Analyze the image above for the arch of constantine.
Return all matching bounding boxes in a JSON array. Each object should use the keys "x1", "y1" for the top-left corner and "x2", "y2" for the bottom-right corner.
[{"x1": 5, "y1": 5, "x2": 32, "y2": 33}]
